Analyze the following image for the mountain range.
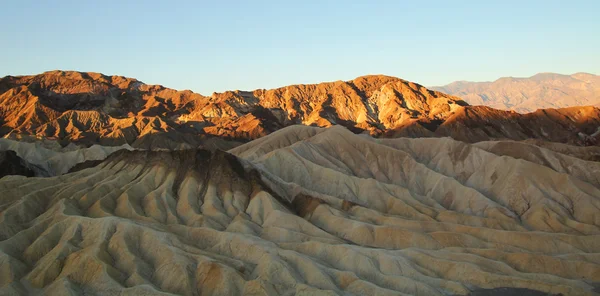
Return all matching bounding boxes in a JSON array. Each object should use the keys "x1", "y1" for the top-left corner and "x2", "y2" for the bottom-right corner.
[
  {"x1": 432, "y1": 72, "x2": 600, "y2": 113},
  {"x1": 1, "y1": 70, "x2": 600, "y2": 295},
  {"x1": 1, "y1": 71, "x2": 600, "y2": 150}
]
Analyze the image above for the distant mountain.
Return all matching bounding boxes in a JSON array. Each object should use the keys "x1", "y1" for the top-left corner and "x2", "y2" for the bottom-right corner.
[
  {"x1": 431, "y1": 72, "x2": 600, "y2": 113},
  {"x1": 1, "y1": 71, "x2": 600, "y2": 148}
]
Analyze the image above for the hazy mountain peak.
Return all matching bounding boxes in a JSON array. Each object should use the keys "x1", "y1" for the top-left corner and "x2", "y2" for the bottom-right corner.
[{"x1": 432, "y1": 72, "x2": 600, "y2": 113}]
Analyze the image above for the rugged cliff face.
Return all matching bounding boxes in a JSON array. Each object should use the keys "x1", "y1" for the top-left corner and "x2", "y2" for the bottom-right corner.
[
  {"x1": 0, "y1": 71, "x2": 469, "y2": 146},
  {"x1": 1, "y1": 126, "x2": 599, "y2": 295},
  {"x1": 0, "y1": 71, "x2": 207, "y2": 149}
]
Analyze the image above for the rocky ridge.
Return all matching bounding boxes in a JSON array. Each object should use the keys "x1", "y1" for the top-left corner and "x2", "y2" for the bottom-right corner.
[{"x1": 3, "y1": 71, "x2": 600, "y2": 148}]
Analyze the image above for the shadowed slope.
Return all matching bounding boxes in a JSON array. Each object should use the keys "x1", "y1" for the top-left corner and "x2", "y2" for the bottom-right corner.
[{"x1": 0, "y1": 150, "x2": 34, "y2": 178}]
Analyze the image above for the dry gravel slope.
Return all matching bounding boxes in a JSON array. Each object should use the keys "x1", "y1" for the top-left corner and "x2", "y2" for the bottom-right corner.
[{"x1": 0, "y1": 125, "x2": 599, "y2": 295}]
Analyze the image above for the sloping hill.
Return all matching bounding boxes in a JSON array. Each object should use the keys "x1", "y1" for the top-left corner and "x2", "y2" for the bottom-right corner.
[
  {"x1": 1, "y1": 126, "x2": 599, "y2": 295},
  {"x1": 0, "y1": 138, "x2": 131, "y2": 176}
]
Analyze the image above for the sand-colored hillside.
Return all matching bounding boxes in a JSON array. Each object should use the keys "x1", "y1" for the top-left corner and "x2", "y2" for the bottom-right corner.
[
  {"x1": 0, "y1": 125, "x2": 599, "y2": 295},
  {"x1": 0, "y1": 138, "x2": 132, "y2": 176}
]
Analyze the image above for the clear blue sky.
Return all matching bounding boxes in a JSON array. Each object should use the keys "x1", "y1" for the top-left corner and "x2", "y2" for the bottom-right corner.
[{"x1": 1, "y1": 0, "x2": 598, "y2": 94}]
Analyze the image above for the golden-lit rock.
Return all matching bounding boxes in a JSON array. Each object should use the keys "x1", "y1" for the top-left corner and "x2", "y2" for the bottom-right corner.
[{"x1": 2, "y1": 71, "x2": 599, "y2": 148}]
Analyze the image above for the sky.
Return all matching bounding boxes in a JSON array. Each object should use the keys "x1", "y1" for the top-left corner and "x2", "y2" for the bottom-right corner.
[{"x1": 1, "y1": 0, "x2": 599, "y2": 94}]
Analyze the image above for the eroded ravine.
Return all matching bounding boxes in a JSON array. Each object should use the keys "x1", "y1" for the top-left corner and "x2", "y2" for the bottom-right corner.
[{"x1": 1, "y1": 126, "x2": 599, "y2": 295}]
